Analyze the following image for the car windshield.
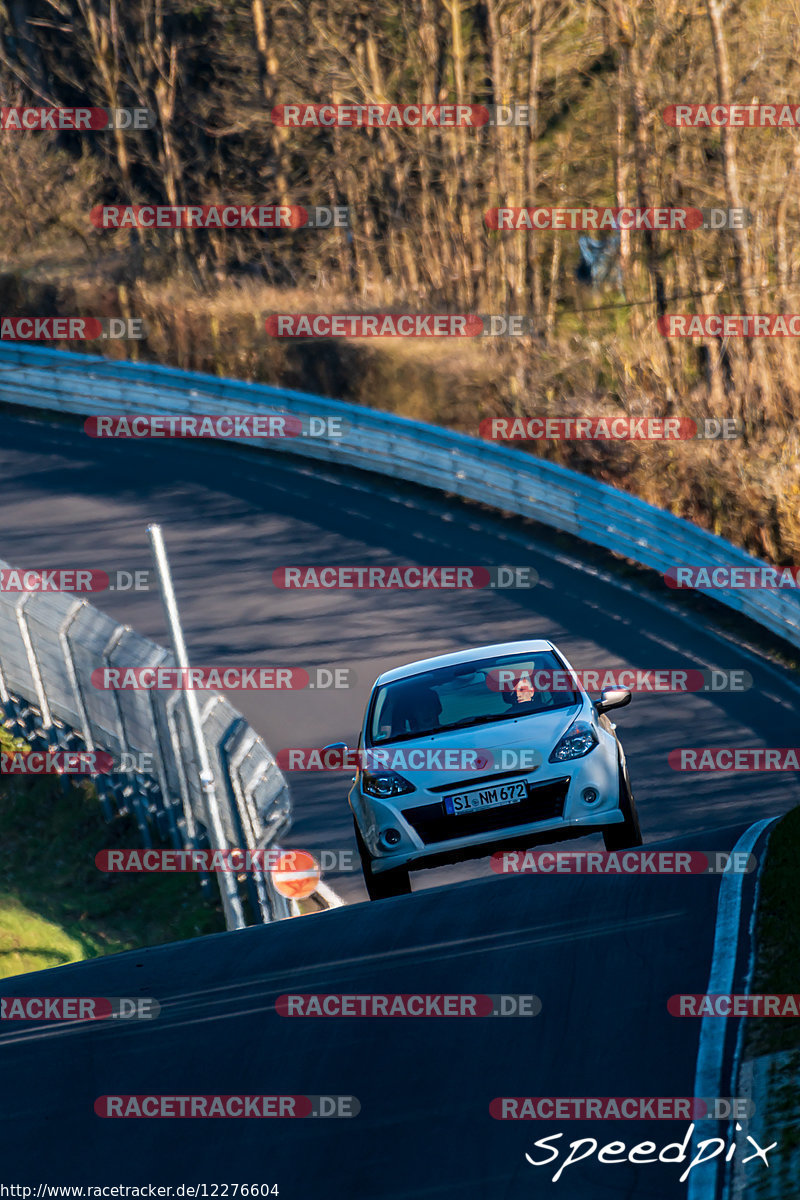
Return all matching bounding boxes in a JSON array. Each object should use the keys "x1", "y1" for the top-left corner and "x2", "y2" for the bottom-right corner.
[{"x1": 366, "y1": 650, "x2": 580, "y2": 746}]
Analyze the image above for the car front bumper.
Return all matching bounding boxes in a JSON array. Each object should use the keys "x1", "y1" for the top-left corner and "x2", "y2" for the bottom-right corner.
[{"x1": 351, "y1": 746, "x2": 624, "y2": 874}]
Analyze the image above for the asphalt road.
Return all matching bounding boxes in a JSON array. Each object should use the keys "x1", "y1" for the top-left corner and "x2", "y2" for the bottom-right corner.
[
  {"x1": 0, "y1": 408, "x2": 798, "y2": 900},
  {"x1": 0, "y1": 826, "x2": 756, "y2": 1199},
  {"x1": 0, "y1": 407, "x2": 797, "y2": 1198}
]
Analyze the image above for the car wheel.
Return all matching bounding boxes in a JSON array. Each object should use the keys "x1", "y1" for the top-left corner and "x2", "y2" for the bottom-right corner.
[
  {"x1": 602, "y1": 755, "x2": 643, "y2": 851},
  {"x1": 353, "y1": 817, "x2": 412, "y2": 900}
]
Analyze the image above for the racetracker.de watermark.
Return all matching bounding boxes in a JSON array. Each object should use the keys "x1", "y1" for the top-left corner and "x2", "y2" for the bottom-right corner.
[
  {"x1": 94, "y1": 1095, "x2": 359, "y2": 1118},
  {"x1": 491, "y1": 1097, "x2": 754, "y2": 1120},
  {"x1": 83, "y1": 415, "x2": 345, "y2": 439},
  {"x1": 485, "y1": 207, "x2": 751, "y2": 231},
  {"x1": 480, "y1": 417, "x2": 741, "y2": 440},
  {"x1": 669, "y1": 748, "x2": 800, "y2": 771},
  {"x1": 664, "y1": 103, "x2": 800, "y2": 126},
  {"x1": 669, "y1": 994, "x2": 800, "y2": 1016},
  {"x1": 95, "y1": 848, "x2": 336, "y2": 875},
  {"x1": 272, "y1": 565, "x2": 538, "y2": 589},
  {"x1": 1, "y1": 317, "x2": 145, "y2": 340},
  {"x1": 275, "y1": 994, "x2": 540, "y2": 1016},
  {"x1": 489, "y1": 207, "x2": 753, "y2": 230},
  {"x1": 0, "y1": 107, "x2": 154, "y2": 130},
  {"x1": 266, "y1": 313, "x2": 483, "y2": 337},
  {"x1": 485, "y1": 667, "x2": 751, "y2": 692},
  {"x1": 90, "y1": 666, "x2": 353, "y2": 690},
  {"x1": 1, "y1": 997, "x2": 159, "y2": 1020},
  {"x1": 271, "y1": 103, "x2": 538, "y2": 127},
  {"x1": 91, "y1": 205, "x2": 349, "y2": 229},
  {"x1": 276, "y1": 747, "x2": 543, "y2": 772},
  {"x1": 490, "y1": 850, "x2": 756, "y2": 874},
  {"x1": 660, "y1": 314, "x2": 800, "y2": 336},
  {"x1": 0, "y1": 568, "x2": 151, "y2": 592},
  {"x1": 665, "y1": 565, "x2": 800, "y2": 588},
  {"x1": 268, "y1": 313, "x2": 654, "y2": 338},
  {"x1": 0, "y1": 751, "x2": 114, "y2": 775}
]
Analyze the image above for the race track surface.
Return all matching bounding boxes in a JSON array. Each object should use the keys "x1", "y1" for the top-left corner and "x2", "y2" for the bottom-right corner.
[{"x1": 0, "y1": 408, "x2": 796, "y2": 1198}]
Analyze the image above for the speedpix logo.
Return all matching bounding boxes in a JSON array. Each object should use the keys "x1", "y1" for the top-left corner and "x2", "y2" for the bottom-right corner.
[{"x1": 523, "y1": 1122, "x2": 775, "y2": 1184}]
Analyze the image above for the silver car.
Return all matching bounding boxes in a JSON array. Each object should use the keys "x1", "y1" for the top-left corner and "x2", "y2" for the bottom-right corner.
[{"x1": 339, "y1": 639, "x2": 641, "y2": 900}]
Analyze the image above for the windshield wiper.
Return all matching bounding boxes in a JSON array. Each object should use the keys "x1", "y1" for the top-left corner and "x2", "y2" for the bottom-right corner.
[
  {"x1": 440, "y1": 713, "x2": 510, "y2": 731},
  {"x1": 369, "y1": 728, "x2": 441, "y2": 746}
]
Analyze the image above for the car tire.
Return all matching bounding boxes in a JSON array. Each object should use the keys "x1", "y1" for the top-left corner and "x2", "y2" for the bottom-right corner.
[
  {"x1": 353, "y1": 817, "x2": 412, "y2": 900},
  {"x1": 602, "y1": 755, "x2": 643, "y2": 851}
]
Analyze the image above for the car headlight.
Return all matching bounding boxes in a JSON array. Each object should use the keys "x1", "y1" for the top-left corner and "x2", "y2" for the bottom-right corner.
[
  {"x1": 549, "y1": 720, "x2": 599, "y2": 762},
  {"x1": 361, "y1": 768, "x2": 416, "y2": 798}
]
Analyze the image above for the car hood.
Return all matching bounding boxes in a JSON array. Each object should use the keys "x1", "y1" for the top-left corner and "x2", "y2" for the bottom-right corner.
[{"x1": 364, "y1": 704, "x2": 583, "y2": 789}]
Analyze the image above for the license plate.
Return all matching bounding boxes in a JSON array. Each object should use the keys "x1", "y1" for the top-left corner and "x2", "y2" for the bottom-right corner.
[{"x1": 443, "y1": 779, "x2": 527, "y2": 816}]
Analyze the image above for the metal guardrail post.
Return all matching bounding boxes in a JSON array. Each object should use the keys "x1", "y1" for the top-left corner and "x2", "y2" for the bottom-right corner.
[
  {"x1": 15, "y1": 593, "x2": 54, "y2": 744},
  {"x1": 221, "y1": 718, "x2": 274, "y2": 924},
  {"x1": 147, "y1": 523, "x2": 246, "y2": 931},
  {"x1": 165, "y1": 690, "x2": 214, "y2": 899},
  {"x1": 59, "y1": 602, "x2": 95, "y2": 750},
  {"x1": 60, "y1": 601, "x2": 114, "y2": 820},
  {"x1": 146, "y1": 687, "x2": 182, "y2": 849},
  {"x1": 0, "y1": 651, "x2": 10, "y2": 707},
  {"x1": 100, "y1": 625, "x2": 151, "y2": 846}
]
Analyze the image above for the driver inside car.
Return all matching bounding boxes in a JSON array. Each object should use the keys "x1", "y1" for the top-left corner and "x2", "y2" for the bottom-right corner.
[{"x1": 501, "y1": 670, "x2": 556, "y2": 710}]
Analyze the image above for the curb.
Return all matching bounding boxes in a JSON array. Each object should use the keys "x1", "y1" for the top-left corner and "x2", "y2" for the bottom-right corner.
[{"x1": 688, "y1": 815, "x2": 780, "y2": 1200}]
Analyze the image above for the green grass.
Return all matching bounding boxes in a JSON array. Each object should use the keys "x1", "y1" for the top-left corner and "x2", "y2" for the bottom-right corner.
[
  {"x1": 746, "y1": 805, "x2": 800, "y2": 1057},
  {"x1": 0, "y1": 774, "x2": 226, "y2": 980},
  {"x1": 0, "y1": 895, "x2": 91, "y2": 976}
]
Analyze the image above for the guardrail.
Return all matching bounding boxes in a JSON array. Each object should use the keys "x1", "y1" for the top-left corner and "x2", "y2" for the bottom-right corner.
[
  {"x1": 2, "y1": 342, "x2": 798, "y2": 651},
  {"x1": 0, "y1": 553, "x2": 293, "y2": 926}
]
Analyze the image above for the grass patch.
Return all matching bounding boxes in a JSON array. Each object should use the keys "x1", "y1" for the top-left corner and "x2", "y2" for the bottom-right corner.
[
  {"x1": 746, "y1": 805, "x2": 800, "y2": 1057},
  {"x1": 0, "y1": 774, "x2": 225, "y2": 980},
  {"x1": 0, "y1": 896, "x2": 90, "y2": 976}
]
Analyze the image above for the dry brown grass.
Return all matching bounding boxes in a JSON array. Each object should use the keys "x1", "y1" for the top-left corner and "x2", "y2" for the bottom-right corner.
[{"x1": 4, "y1": 260, "x2": 799, "y2": 565}]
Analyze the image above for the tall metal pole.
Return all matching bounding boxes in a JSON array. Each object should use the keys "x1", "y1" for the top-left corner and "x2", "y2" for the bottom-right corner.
[{"x1": 147, "y1": 524, "x2": 246, "y2": 930}]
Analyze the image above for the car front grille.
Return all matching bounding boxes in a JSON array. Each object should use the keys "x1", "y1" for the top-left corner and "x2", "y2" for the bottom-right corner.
[{"x1": 401, "y1": 776, "x2": 570, "y2": 845}]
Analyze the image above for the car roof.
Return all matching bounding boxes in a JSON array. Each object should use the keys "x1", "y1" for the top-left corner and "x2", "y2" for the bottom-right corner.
[{"x1": 374, "y1": 640, "x2": 557, "y2": 686}]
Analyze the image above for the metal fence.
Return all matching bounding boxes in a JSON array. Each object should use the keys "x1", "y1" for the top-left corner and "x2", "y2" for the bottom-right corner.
[
  {"x1": 1, "y1": 342, "x2": 799, "y2": 650},
  {"x1": 0, "y1": 556, "x2": 293, "y2": 926}
]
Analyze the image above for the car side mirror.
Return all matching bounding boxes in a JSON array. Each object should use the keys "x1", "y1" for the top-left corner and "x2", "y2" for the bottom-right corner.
[
  {"x1": 596, "y1": 687, "x2": 632, "y2": 714},
  {"x1": 322, "y1": 741, "x2": 356, "y2": 783}
]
